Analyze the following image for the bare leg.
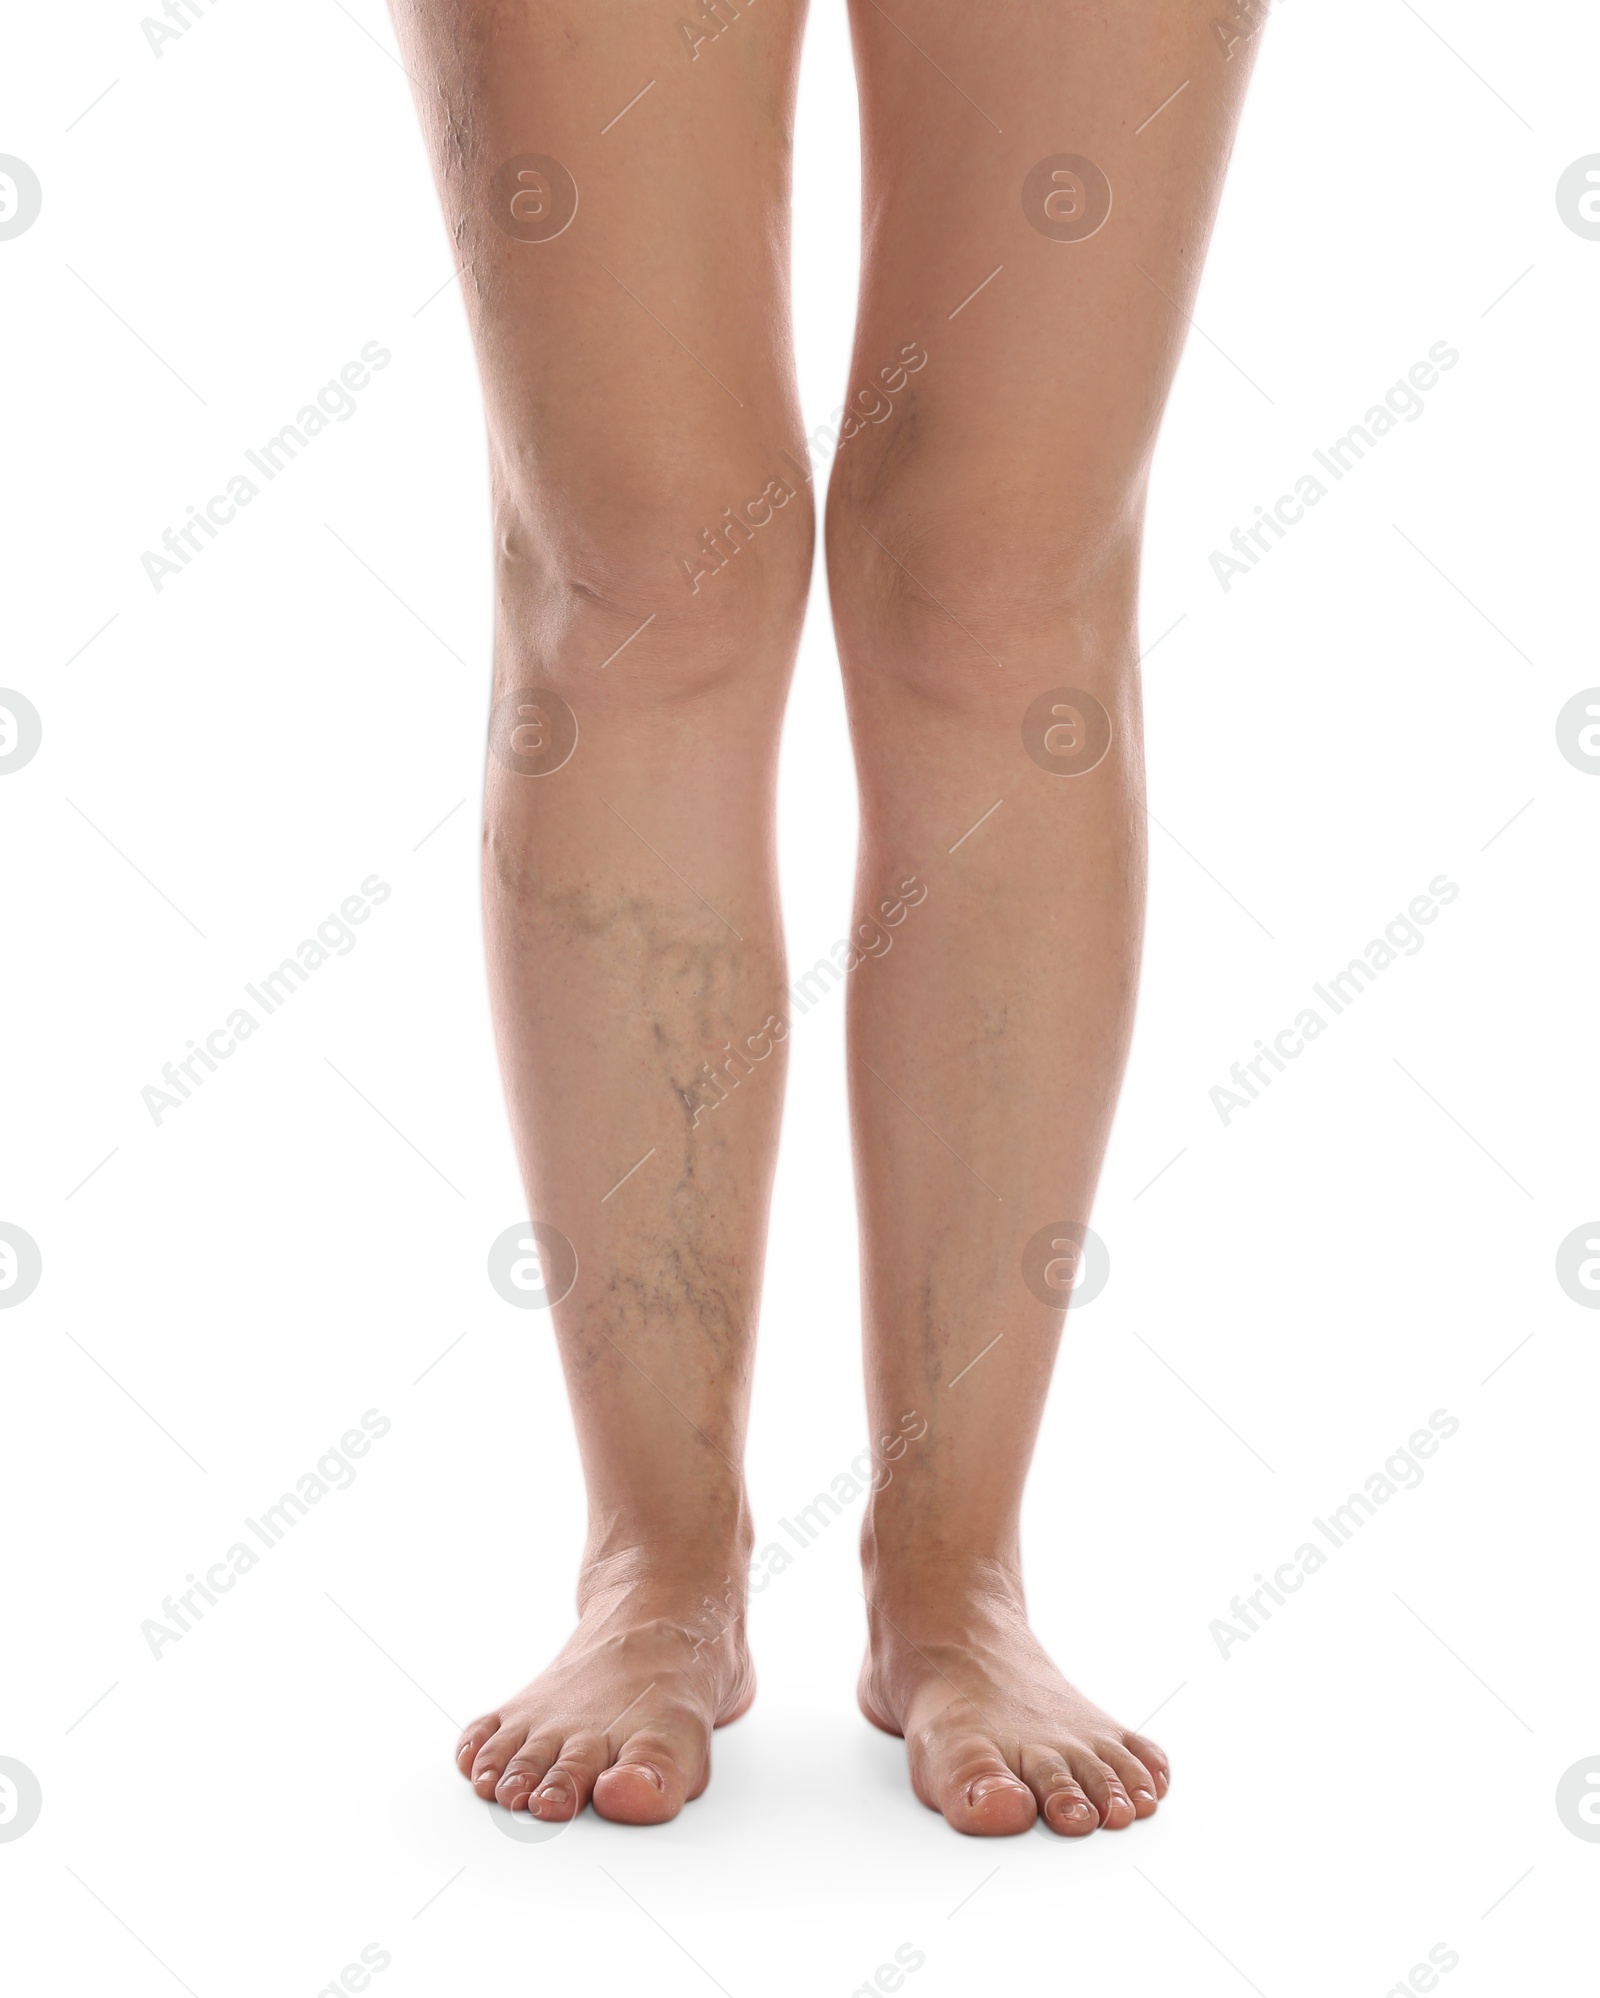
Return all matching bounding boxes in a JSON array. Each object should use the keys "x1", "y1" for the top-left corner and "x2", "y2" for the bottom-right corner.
[
  {"x1": 827, "y1": 0, "x2": 1259, "y2": 1834},
  {"x1": 388, "y1": 0, "x2": 812, "y2": 1824}
]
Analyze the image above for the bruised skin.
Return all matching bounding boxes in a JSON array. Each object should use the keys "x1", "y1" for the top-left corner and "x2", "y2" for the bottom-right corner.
[
  {"x1": 457, "y1": 1560, "x2": 754, "y2": 1826},
  {"x1": 859, "y1": 1559, "x2": 1167, "y2": 1837}
]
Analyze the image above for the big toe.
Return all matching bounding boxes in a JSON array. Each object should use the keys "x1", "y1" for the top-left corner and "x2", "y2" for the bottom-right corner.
[
  {"x1": 936, "y1": 1742, "x2": 1037, "y2": 1836},
  {"x1": 592, "y1": 1729, "x2": 697, "y2": 1826},
  {"x1": 593, "y1": 1762, "x2": 680, "y2": 1824}
]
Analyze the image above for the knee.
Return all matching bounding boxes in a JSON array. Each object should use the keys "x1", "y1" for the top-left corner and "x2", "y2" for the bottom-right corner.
[
  {"x1": 492, "y1": 442, "x2": 814, "y2": 706},
  {"x1": 825, "y1": 465, "x2": 1143, "y2": 713}
]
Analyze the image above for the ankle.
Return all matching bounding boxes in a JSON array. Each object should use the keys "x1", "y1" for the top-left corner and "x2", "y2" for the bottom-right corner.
[
  {"x1": 861, "y1": 1517, "x2": 1024, "y2": 1612},
  {"x1": 574, "y1": 1544, "x2": 753, "y2": 1698},
  {"x1": 577, "y1": 1527, "x2": 753, "y2": 1612}
]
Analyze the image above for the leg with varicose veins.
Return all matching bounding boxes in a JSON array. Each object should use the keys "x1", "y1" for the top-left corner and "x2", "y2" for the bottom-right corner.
[{"x1": 388, "y1": 0, "x2": 813, "y2": 1824}]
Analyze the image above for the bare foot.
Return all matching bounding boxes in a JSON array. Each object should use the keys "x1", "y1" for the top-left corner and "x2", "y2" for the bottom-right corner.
[
  {"x1": 860, "y1": 1555, "x2": 1169, "y2": 1837},
  {"x1": 456, "y1": 1555, "x2": 753, "y2": 1826}
]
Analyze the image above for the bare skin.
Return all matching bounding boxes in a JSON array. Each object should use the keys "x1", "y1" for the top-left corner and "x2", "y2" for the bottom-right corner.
[
  {"x1": 827, "y1": 0, "x2": 1258, "y2": 1835},
  {"x1": 454, "y1": 1556, "x2": 755, "y2": 1824},
  {"x1": 392, "y1": 0, "x2": 1256, "y2": 1832}
]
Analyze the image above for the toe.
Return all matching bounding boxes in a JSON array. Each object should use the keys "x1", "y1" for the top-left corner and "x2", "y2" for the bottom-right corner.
[
  {"x1": 593, "y1": 1752, "x2": 681, "y2": 1825},
  {"x1": 470, "y1": 1721, "x2": 528, "y2": 1798},
  {"x1": 1101, "y1": 1739, "x2": 1160, "y2": 1818},
  {"x1": 1020, "y1": 1747, "x2": 1097, "y2": 1837},
  {"x1": 529, "y1": 1733, "x2": 608, "y2": 1823},
  {"x1": 457, "y1": 1715, "x2": 500, "y2": 1778},
  {"x1": 1071, "y1": 1748, "x2": 1137, "y2": 1829},
  {"x1": 593, "y1": 1761, "x2": 677, "y2": 1824},
  {"x1": 593, "y1": 1721, "x2": 703, "y2": 1825},
  {"x1": 495, "y1": 1734, "x2": 562, "y2": 1811},
  {"x1": 930, "y1": 1735, "x2": 1036, "y2": 1837},
  {"x1": 1124, "y1": 1730, "x2": 1170, "y2": 1798}
]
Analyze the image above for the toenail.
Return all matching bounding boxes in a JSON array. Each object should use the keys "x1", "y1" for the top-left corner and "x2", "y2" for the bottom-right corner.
[
  {"x1": 629, "y1": 1764, "x2": 665, "y2": 1789},
  {"x1": 969, "y1": 1775, "x2": 1023, "y2": 1805},
  {"x1": 1133, "y1": 1788, "x2": 1155, "y2": 1804}
]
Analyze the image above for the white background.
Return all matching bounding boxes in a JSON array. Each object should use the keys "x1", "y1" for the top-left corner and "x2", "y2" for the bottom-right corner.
[{"x1": 2, "y1": 0, "x2": 1598, "y2": 1992}]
